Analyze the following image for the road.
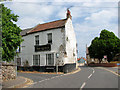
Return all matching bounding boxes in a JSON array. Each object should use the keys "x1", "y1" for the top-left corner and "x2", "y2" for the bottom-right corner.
[
  {"x1": 18, "y1": 72, "x2": 61, "y2": 82},
  {"x1": 18, "y1": 66, "x2": 119, "y2": 89},
  {"x1": 103, "y1": 67, "x2": 120, "y2": 74}
]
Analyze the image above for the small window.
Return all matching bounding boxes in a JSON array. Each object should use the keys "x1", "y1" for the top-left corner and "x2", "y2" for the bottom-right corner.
[
  {"x1": 35, "y1": 35, "x2": 39, "y2": 45},
  {"x1": 17, "y1": 58, "x2": 21, "y2": 66},
  {"x1": 47, "y1": 33, "x2": 52, "y2": 44}
]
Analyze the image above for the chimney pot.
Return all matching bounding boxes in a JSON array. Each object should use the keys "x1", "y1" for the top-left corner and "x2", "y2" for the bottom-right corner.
[{"x1": 66, "y1": 9, "x2": 72, "y2": 19}]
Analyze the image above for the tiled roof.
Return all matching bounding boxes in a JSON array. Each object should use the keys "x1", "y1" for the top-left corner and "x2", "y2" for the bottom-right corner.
[
  {"x1": 83, "y1": 58, "x2": 86, "y2": 61},
  {"x1": 28, "y1": 19, "x2": 67, "y2": 34},
  {"x1": 77, "y1": 58, "x2": 80, "y2": 61},
  {"x1": 77, "y1": 57, "x2": 86, "y2": 61},
  {"x1": 20, "y1": 28, "x2": 33, "y2": 36}
]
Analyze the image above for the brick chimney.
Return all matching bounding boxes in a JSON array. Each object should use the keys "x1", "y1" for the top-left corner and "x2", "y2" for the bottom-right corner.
[{"x1": 66, "y1": 9, "x2": 72, "y2": 19}]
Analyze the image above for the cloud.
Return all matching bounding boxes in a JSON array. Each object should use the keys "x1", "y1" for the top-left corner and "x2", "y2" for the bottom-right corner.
[
  {"x1": 85, "y1": 9, "x2": 117, "y2": 25},
  {"x1": 73, "y1": 5, "x2": 118, "y2": 57},
  {"x1": 12, "y1": 0, "x2": 118, "y2": 2},
  {"x1": 56, "y1": 7, "x2": 66, "y2": 19},
  {"x1": 17, "y1": 17, "x2": 45, "y2": 29},
  {"x1": 5, "y1": 2, "x2": 57, "y2": 29},
  {"x1": 4, "y1": 1, "x2": 118, "y2": 57}
]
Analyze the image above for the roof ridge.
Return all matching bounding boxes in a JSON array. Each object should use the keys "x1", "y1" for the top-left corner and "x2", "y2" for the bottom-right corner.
[
  {"x1": 27, "y1": 18, "x2": 67, "y2": 34},
  {"x1": 37, "y1": 18, "x2": 67, "y2": 25}
]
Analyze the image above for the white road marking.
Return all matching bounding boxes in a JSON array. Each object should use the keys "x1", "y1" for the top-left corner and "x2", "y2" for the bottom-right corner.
[
  {"x1": 33, "y1": 82, "x2": 37, "y2": 84},
  {"x1": 97, "y1": 67, "x2": 120, "y2": 77},
  {"x1": 55, "y1": 76, "x2": 59, "y2": 78},
  {"x1": 38, "y1": 80, "x2": 45, "y2": 82},
  {"x1": 92, "y1": 68, "x2": 94, "y2": 71},
  {"x1": 26, "y1": 68, "x2": 80, "y2": 87},
  {"x1": 91, "y1": 68, "x2": 95, "y2": 73},
  {"x1": 64, "y1": 73, "x2": 68, "y2": 75},
  {"x1": 79, "y1": 67, "x2": 95, "y2": 90},
  {"x1": 88, "y1": 74, "x2": 92, "y2": 79},
  {"x1": 32, "y1": 75, "x2": 61, "y2": 85},
  {"x1": 47, "y1": 78, "x2": 50, "y2": 80},
  {"x1": 51, "y1": 77, "x2": 55, "y2": 79},
  {"x1": 80, "y1": 82, "x2": 86, "y2": 89}
]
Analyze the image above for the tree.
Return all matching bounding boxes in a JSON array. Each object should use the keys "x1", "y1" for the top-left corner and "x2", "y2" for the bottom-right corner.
[
  {"x1": 1, "y1": 4, "x2": 23, "y2": 62},
  {"x1": 88, "y1": 29, "x2": 120, "y2": 63}
]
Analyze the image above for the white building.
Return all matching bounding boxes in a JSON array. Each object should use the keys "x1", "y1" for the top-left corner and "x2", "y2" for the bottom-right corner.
[{"x1": 17, "y1": 9, "x2": 77, "y2": 73}]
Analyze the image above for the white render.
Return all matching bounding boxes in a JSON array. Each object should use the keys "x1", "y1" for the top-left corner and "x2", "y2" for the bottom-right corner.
[{"x1": 18, "y1": 18, "x2": 77, "y2": 67}]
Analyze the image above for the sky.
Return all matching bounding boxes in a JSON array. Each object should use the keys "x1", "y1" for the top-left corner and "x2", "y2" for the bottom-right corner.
[{"x1": 2, "y1": 0, "x2": 119, "y2": 58}]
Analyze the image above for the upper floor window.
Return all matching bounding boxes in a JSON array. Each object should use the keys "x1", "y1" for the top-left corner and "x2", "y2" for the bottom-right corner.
[
  {"x1": 47, "y1": 33, "x2": 52, "y2": 44},
  {"x1": 35, "y1": 35, "x2": 39, "y2": 45}
]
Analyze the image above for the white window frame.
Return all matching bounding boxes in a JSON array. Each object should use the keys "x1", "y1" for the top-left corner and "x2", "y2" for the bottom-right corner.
[
  {"x1": 47, "y1": 33, "x2": 52, "y2": 44},
  {"x1": 35, "y1": 35, "x2": 39, "y2": 45},
  {"x1": 46, "y1": 53, "x2": 54, "y2": 66},
  {"x1": 33, "y1": 55, "x2": 40, "y2": 66}
]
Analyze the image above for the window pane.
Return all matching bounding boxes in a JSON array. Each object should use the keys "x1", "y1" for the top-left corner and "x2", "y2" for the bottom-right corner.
[
  {"x1": 52, "y1": 53, "x2": 54, "y2": 65},
  {"x1": 48, "y1": 54, "x2": 51, "y2": 65},
  {"x1": 46, "y1": 54, "x2": 47, "y2": 65},
  {"x1": 39, "y1": 55, "x2": 40, "y2": 65},
  {"x1": 46, "y1": 53, "x2": 54, "y2": 65},
  {"x1": 33, "y1": 55, "x2": 34, "y2": 65},
  {"x1": 48, "y1": 33, "x2": 52, "y2": 43},
  {"x1": 35, "y1": 35, "x2": 39, "y2": 45},
  {"x1": 35, "y1": 55, "x2": 38, "y2": 65},
  {"x1": 33, "y1": 55, "x2": 41, "y2": 66}
]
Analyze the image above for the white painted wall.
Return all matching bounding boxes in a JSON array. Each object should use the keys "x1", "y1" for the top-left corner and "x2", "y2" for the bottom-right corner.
[
  {"x1": 19, "y1": 28, "x2": 65, "y2": 66},
  {"x1": 64, "y1": 18, "x2": 77, "y2": 64},
  {"x1": 19, "y1": 18, "x2": 77, "y2": 67}
]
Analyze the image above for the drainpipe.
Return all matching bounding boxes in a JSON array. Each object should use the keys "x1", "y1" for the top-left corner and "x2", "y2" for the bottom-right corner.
[
  {"x1": 56, "y1": 64, "x2": 58, "y2": 74},
  {"x1": 56, "y1": 53, "x2": 59, "y2": 74}
]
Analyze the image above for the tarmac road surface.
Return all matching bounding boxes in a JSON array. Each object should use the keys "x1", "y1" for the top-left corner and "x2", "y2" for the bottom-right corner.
[{"x1": 18, "y1": 66, "x2": 119, "y2": 89}]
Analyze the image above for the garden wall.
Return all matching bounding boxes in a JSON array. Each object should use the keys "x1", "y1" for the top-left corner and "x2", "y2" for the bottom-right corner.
[
  {"x1": 88, "y1": 63, "x2": 120, "y2": 67},
  {"x1": 2, "y1": 63, "x2": 17, "y2": 81}
]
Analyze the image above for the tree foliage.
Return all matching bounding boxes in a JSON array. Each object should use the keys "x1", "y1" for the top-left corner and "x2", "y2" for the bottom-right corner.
[
  {"x1": 88, "y1": 29, "x2": 120, "y2": 63},
  {"x1": 1, "y1": 4, "x2": 23, "y2": 62}
]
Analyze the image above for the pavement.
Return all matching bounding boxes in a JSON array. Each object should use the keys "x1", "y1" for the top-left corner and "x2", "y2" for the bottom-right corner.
[
  {"x1": 104, "y1": 67, "x2": 120, "y2": 74},
  {"x1": 97, "y1": 67, "x2": 120, "y2": 76},
  {"x1": 2, "y1": 76, "x2": 33, "y2": 88}
]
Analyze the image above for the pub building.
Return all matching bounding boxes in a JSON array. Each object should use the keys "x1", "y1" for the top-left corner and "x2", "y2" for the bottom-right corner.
[{"x1": 16, "y1": 9, "x2": 77, "y2": 73}]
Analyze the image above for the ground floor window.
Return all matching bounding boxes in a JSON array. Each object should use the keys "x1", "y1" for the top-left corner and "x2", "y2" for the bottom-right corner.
[
  {"x1": 17, "y1": 58, "x2": 21, "y2": 66},
  {"x1": 33, "y1": 55, "x2": 40, "y2": 66},
  {"x1": 46, "y1": 53, "x2": 54, "y2": 65}
]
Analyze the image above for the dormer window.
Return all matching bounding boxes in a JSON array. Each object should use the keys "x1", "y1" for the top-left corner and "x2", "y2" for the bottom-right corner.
[
  {"x1": 48, "y1": 33, "x2": 52, "y2": 44},
  {"x1": 35, "y1": 35, "x2": 39, "y2": 45}
]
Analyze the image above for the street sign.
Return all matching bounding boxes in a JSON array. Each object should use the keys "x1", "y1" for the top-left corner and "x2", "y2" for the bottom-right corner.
[
  {"x1": 117, "y1": 63, "x2": 120, "y2": 66},
  {"x1": 104, "y1": 55, "x2": 107, "y2": 58}
]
